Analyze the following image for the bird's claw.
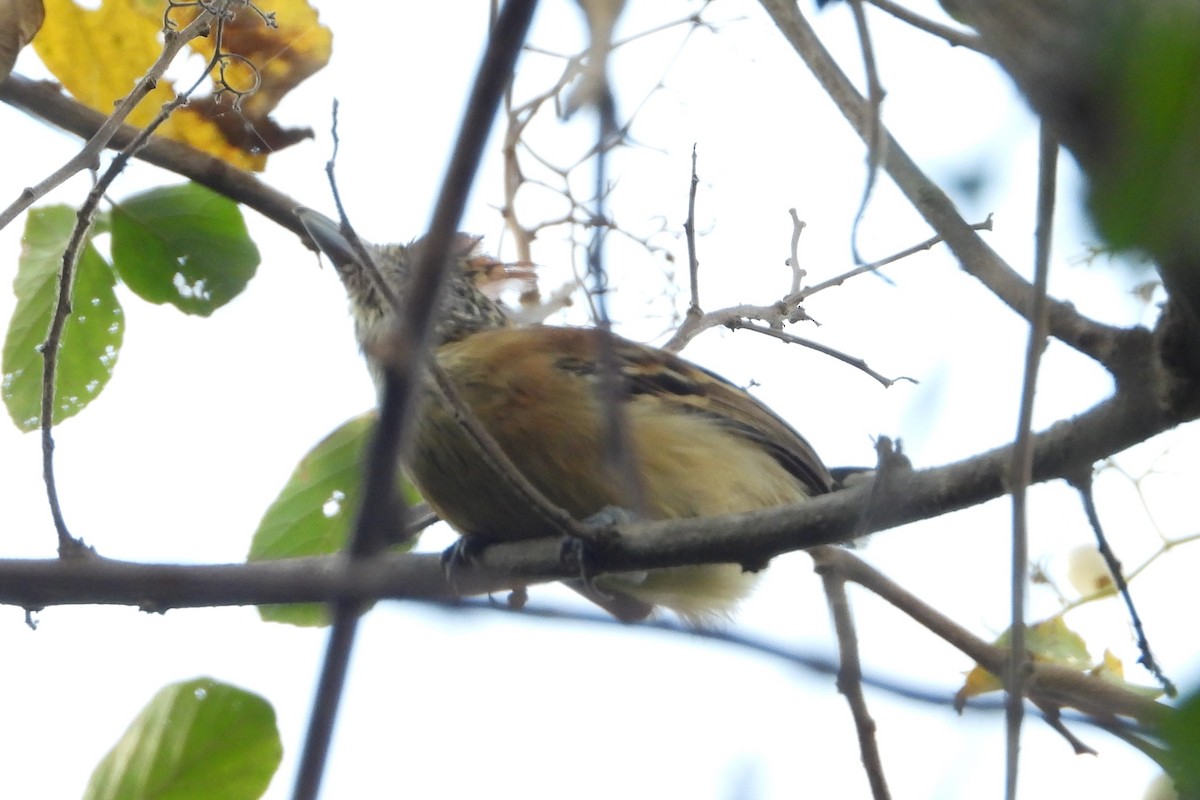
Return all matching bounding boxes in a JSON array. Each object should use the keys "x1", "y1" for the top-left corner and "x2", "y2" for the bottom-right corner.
[
  {"x1": 559, "y1": 504, "x2": 638, "y2": 582},
  {"x1": 561, "y1": 506, "x2": 653, "y2": 622},
  {"x1": 441, "y1": 534, "x2": 489, "y2": 593}
]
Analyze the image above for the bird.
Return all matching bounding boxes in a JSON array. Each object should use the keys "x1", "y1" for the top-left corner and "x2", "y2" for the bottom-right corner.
[{"x1": 297, "y1": 209, "x2": 834, "y2": 624}]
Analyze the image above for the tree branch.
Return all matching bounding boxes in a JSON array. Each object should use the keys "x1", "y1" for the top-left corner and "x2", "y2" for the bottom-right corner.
[
  {"x1": 0, "y1": 73, "x2": 307, "y2": 237},
  {"x1": 755, "y1": 0, "x2": 1132, "y2": 372},
  {"x1": 3, "y1": 345, "x2": 1190, "y2": 614}
]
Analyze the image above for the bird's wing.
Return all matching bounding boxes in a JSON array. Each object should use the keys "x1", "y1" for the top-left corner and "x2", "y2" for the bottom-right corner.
[{"x1": 546, "y1": 327, "x2": 835, "y2": 497}]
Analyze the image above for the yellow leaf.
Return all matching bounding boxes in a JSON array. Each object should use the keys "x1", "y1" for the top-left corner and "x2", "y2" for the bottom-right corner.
[
  {"x1": 1090, "y1": 649, "x2": 1163, "y2": 699},
  {"x1": 33, "y1": 0, "x2": 174, "y2": 128},
  {"x1": 955, "y1": 616, "x2": 1092, "y2": 708},
  {"x1": 1092, "y1": 648, "x2": 1125, "y2": 681},
  {"x1": 31, "y1": 0, "x2": 329, "y2": 170}
]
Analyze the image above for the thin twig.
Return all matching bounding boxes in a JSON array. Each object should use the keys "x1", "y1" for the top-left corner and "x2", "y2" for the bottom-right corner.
[
  {"x1": 684, "y1": 144, "x2": 702, "y2": 319},
  {"x1": 787, "y1": 208, "x2": 807, "y2": 295},
  {"x1": 845, "y1": 0, "x2": 886, "y2": 266},
  {"x1": 801, "y1": 216, "x2": 994, "y2": 298},
  {"x1": 755, "y1": 0, "x2": 1132, "y2": 368},
  {"x1": 662, "y1": 220, "x2": 992, "y2": 354},
  {"x1": 866, "y1": 0, "x2": 987, "y2": 52},
  {"x1": 1068, "y1": 471, "x2": 1177, "y2": 698},
  {"x1": 1004, "y1": 123, "x2": 1057, "y2": 800},
  {"x1": 39, "y1": 8, "x2": 243, "y2": 558},
  {"x1": 0, "y1": 10, "x2": 217, "y2": 233},
  {"x1": 813, "y1": 546, "x2": 892, "y2": 800},
  {"x1": 498, "y1": 7, "x2": 711, "y2": 287},
  {"x1": 728, "y1": 320, "x2": 915, "y2": 388},
  {"x1": 1031, "y1": 700, "x2": 1097, "y2": 756}
]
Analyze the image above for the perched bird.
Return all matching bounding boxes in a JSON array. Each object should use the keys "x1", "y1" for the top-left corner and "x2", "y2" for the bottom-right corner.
[{"x1": 297, "y1": 210, "x2": 834, "y2": 623}]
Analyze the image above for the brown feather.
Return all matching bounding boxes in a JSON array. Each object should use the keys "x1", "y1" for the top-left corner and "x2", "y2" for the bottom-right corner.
[{"x1": 409, "y1": 326, "x2": 833, "y2": 623}]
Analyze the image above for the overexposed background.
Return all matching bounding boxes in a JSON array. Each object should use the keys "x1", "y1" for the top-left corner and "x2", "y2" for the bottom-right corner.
[{"x1": 1, "y1": 2, "x2": 1197, "y2": 798}]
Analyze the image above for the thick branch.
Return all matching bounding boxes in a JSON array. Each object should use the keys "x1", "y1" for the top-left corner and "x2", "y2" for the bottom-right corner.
[
  {"x1": 3, "y1": 351, "x2": 1190, "y2": 613},
  {"x1": 0, "y1": 74, "x2": 307, "y2": 237}
]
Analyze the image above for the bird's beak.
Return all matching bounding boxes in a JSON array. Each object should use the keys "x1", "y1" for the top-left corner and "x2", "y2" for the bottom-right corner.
[{"x1": 295, "y1": 207, "x2": 360, "y2": 267}]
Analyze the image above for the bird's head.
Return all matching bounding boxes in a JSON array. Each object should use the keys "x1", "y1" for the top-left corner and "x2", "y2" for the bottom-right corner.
[{"x1": 296, "y1": 208, "x2": 511, "y2": 348}]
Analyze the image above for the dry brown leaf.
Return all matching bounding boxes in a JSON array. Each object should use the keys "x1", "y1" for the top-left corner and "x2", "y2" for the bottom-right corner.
[
  {"x1": 32, "y1": 0, "x2": 331, "y2": 170},
  {"x1": 151, "y1": 0, "x2": 331, "y2": 155},
  {"x1": 0, "y1": 0, "x2": 44, "y2": 82}
]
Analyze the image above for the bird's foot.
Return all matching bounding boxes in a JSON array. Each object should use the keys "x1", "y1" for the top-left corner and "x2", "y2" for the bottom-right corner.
[
  {"x1": 563, "y1": 505, "x2": 638, "y2": 572},
  {"x1": 560, "y1": 508, "x2": 653, "y2": 622},
  {"x1": 440, "y1": 534, "x2": 490, "y2": 593}
]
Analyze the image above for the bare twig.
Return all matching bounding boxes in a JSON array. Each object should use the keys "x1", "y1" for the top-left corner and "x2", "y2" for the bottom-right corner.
[
  {"x1": 813, "y1": 546, "x2": 892, "y2": 800},
  {"x1": 866, "y1": 0, "x2": 987, "y2": 52},
  {"x1": 662, "y1": 220, "x2": 991, "y2": 354},
  {"x1": 755, "y1": 0, "x2": 1133, "y2": 370},
  {"x1": 1068, "y1": 471, "x2": 1177, "y2": 698},
  {"x1": 801, "y1": 216, "x2": 994, "y2": 297},
  {"x1": 787, "y1": 208, "x2": 806, "y2": 294},
  {"x1": 0, "y1": 10, "x2": 217, "y2": 233},
  {"x1": 728, "y1": 320, "x2": 914, "y2": 388},
  {"x1": 1003, "y1": 123, "x2": 1057, "y2": 800},
  {"x1": 39, "y1": 9, "x2": 249, "y2": 559},
  {"x1": 1030, "y1": 700, "x2": 1097, "y2": 756},
  {"x1": 844, "y1": 0, "x2": 887, "y2": 266},
  {"x1": 684, "y1": 144, "x2": 701, "y2": 319},
  {"x1": 498, "y1": 7, "x2": 711, "y2": 296}
]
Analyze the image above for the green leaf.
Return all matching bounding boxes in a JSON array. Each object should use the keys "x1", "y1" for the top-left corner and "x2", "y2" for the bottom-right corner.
[
  {"x1": 2, "y1": 206, "x2": 124, "y2": 431},
  {"x1": 248, "y1": 412, "x2": 422, "y2": 626},
  {"x1": 110, "y1": 183, "x2": 259, "y2": 316},
  {"x1": 1162, "y1": 687, "x2": 1200, "y2": 798},
  {"x1": 83, "y1": 677, "x2": 281, "y2": 800},
  {"x1": 1089, "y1": 11, "x2": 1200, "y2": 259}
]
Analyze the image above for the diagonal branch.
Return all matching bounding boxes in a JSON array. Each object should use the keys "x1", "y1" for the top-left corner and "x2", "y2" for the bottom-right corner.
[
  {"x1": 755, "y1": 0, "x2": 1132, "y2": 373},
  {"x1": 0, "y1": 73, "x2": 307, "y2": 237},
  {"x1": 0, "y1": 11, "x2": 218, "y2": 233}
]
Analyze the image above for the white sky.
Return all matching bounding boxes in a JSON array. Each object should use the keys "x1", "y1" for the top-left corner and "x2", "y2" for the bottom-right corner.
[{"x1": 1, "y1": 1, "x2": 1198, "y2": 798}]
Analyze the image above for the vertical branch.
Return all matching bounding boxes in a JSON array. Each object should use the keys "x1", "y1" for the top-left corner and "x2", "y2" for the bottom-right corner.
[
  {"x1": 1004, "y1": 124, "x2": 1057, "y2": 800},
  {"x1": 684, "y1": 143, "x2": 701, "y2": 318},
  {"x1": 844, "y1": 0, "x2": 885, "y2": 265},
  {"x1": 787, "y1": 208, "x2": 807, "y2": 294},
  {"x1": 812, "y1": 546, "x2": 892, "y2": 800},
  {"x1": 292, "y1": 3, "x2": 540, "y2": 798},
  {"x1": 39, "y1": 7, "x2": 237, "y2": 558}
]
